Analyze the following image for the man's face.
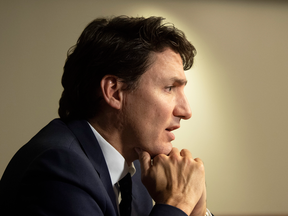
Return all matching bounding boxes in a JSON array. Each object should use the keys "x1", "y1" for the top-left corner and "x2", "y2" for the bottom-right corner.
[{"x1": 121, "y1": 48, "x2": 192, "y2": 158}]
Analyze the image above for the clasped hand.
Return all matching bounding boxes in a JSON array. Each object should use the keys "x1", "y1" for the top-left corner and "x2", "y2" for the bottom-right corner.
[{"x1": 136, "y1": 147, "x2": 206, "y2": 216}]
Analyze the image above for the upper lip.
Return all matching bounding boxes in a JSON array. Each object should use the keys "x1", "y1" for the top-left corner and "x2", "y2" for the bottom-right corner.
[{"x1": 165, "y1": 125, "x2": 180, "y2": 131}]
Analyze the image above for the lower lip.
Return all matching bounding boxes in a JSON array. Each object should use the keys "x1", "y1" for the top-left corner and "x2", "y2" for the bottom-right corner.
[{"x1": 166, "y1": 130, "x2": 175, "y2": 141}]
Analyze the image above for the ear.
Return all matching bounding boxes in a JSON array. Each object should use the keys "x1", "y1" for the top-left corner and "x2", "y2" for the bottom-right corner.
[{"x1": 100, "y1": 75, "x2": 125, "y2": 110}]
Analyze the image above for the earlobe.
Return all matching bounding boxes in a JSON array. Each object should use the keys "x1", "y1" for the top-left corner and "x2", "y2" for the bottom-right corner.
[{"x1": 100, "y1": 75, "x2": 124, "y2": 110}]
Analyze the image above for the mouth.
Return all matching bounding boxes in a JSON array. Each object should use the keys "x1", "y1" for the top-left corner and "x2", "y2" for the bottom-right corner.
[
  {"x1": 165, "y1": 125, "x2": 180, "y2": 132},
  {"x1": 165, "y1": 125, "x2": 180, "y2": 140}
]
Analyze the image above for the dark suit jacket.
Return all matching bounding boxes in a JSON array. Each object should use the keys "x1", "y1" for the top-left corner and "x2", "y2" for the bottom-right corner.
[{"x1": 0, "y1": 119, "x2": 187, "y2": 216}]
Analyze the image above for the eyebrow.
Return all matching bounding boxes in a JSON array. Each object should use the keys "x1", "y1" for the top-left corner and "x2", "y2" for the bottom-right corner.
[{"x1": 170, "y1": 77, "x2": 188, "y2": 86}]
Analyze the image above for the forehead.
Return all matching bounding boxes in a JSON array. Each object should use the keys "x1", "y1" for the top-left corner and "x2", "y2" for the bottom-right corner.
[{"x1": 140, "y1": 48, "x2": 187, "y2": 85}]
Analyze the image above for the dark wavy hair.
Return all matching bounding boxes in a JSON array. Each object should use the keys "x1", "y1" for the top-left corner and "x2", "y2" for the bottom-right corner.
[{"x1": 58, "y1": 16, "x2": 196, "y2": 121}]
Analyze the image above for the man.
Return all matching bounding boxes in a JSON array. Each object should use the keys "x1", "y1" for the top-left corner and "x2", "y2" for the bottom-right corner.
[{"x1": 0, "y1": 16, "x2": 213, "y2": 216}]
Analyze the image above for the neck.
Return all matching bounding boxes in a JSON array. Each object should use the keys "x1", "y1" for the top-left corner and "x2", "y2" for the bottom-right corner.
[{"x1": 88, "y1": 115, "x2": 138, "y2": 165}]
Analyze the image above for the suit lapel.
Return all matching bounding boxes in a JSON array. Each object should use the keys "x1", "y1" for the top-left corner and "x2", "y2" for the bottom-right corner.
[{"x1": 66, "y1": 119, "x2": 118, "y2": 214}]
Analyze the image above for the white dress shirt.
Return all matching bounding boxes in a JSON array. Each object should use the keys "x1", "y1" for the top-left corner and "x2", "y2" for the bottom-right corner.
[{"x1": 87, "y1": 122, "x2": 136, "y2": 214}]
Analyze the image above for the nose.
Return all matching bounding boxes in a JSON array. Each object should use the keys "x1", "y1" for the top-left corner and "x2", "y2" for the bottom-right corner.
[{"x1": 173, "y1": 92, "x2": 192, "y2": 120}]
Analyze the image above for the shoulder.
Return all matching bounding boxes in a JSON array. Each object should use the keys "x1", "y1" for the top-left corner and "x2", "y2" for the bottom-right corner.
[
  {"x1": 1, "y1": 119, "x2": 93, "y2": 190},
  {"x1": 28, "y1": 118, "x2": 79, "y2": 148},
  {"x1": 0, "y1": 119, "x2": 115, "y2": 215}
]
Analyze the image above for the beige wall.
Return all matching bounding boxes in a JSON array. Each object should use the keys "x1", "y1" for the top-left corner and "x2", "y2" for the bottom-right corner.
[{"x1": 1, "y1": 0, "x2": 288, "y2": 215}]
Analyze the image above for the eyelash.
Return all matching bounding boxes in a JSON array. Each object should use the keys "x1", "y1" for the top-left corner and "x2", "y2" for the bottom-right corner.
[{"x1": 166, "y1": 86, "x2": 174, "y2": 92}]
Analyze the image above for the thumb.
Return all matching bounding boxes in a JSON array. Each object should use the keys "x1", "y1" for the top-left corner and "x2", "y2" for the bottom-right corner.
[{"x1": 135, "y1": 148, "x2": 151, "y2": 175}]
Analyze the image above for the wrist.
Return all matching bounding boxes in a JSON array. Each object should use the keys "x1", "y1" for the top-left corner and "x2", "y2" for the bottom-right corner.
[
  {"x1": 189, "y1": 204, "x2": 206, "y2": 216},
  {"x1": 164, "y1": 197, "x2": 195, "y2": 215}
]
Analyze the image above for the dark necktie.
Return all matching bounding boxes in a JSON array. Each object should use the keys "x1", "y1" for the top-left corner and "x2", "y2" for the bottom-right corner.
[{"x1": 119, "y1": 173, "x2": 132, "y2": 216}]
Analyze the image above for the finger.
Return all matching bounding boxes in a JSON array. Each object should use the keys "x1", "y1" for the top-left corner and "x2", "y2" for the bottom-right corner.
[
  {"x1": 135, "y1": 148, "x2": 151, "y2": 174},
  {"x1": 194, "y1": 157, "x2": 203, "y2": 164},
  {"x1": 168, "y1": 147, "x2": 180, "y2": 156},
  {"x1": 194, "y1": 157, "x2": 205, "y2": 174},
  {"x1": 180, "y1": 148, "x2": 192, "y2": 158}
]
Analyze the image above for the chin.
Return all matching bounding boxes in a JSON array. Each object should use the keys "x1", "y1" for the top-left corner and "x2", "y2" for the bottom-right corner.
[{"x1": 150, "y1": 143, "x2": 173, "y2": 158}]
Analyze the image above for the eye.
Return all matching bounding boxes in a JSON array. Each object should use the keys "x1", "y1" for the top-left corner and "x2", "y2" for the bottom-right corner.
[{"x1": 165, "y1": 86, "x2": 174, "y2": 92}]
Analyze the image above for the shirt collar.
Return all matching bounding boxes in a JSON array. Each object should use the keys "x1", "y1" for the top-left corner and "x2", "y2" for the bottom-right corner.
[{"x1": 87, "y1": 122, "x2": 136, "y2": 185}]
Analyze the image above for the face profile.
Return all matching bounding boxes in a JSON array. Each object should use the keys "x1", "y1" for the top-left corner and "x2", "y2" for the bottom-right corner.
[{"x1": 120, "y1": 48, "x2": 192, "y2": 158}]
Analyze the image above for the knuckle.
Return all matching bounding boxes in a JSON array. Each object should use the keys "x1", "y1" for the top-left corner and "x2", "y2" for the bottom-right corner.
[
  {"x1": 196, "y1": 160, "x2": 205, "y2": 173},
  {"x1": 153, "y1": 153, "x2": 166, "y2": 162},
  {"x1": 182, "y1": 156, "x2": 193, "y2": 166},
  {"x1": 169, "y1": 153, "x2": 179, "y2": 162},
  {"x1": 152, "y1": 155, "x2": 164, "y2": 166},
  {"x1": 199, "y1": 162, "x2": 205, "y2": 171},
  {"x1": 172, "y1": 147, "x2": 179, "y2": 152},
  {"x1": 181, "y1": 148, "x2": 189, "y2": 153}
]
